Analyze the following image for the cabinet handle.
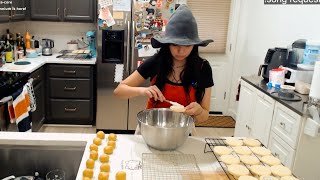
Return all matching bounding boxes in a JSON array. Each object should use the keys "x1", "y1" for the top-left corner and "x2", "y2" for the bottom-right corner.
[
  {"x1": 280, "y1": 122, "x2": 286, "y2": 127},
  {"x1": 63, "y1": 70, "x2": 76, "y2": 74},
  {"x1": 57, "y1": 8, "x2": 60, "y2": 16},
  {"x1": 33, "y1": 75, "x2": 41, "y2": 82},
  {"x1": 64, "y1": 8, "x2": 66, "y2": 17},
  {"x1": 65, "y1": 107, "x2": 77, "y2": 112},
  {"x1": 64, "y1": 87, "x2": 77, "y2": 91},
  {"x1": 274, "y1": 153, "x2": 279, "y2": 158}
]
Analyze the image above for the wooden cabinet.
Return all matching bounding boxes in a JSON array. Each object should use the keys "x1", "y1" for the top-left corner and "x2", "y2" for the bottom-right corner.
[
  {"x1": 0, "y1": 0, "x2": 26, "y2": 22},
  {"x1": 30, "y1": 67, "x2": 45, "y2": 132},
  {"x1": 235, "y1": 80, "x2": 275, "y2": 146},
  {"x1": 30, "y1": 0, "x2": 95, "y2": 22},
  {"x1": 46, "y1": 64, "x2": 94, "y2": 125}
]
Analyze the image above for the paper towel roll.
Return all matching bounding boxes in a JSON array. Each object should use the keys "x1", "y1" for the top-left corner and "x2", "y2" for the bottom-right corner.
[{"x1": 310, "y1": 61, "x2": 320, "y2": 99}]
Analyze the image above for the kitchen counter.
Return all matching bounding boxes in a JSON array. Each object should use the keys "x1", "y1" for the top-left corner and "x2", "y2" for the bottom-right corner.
[
  {"x1": 0, "y1": 54, "x2": 96, "y2": 73},
  {"x1": 0, "y1": 132, "x2": 223, "y2": 180},
  {"x1": 242, "y1": 75, "x2": 309, "y2": 116}
]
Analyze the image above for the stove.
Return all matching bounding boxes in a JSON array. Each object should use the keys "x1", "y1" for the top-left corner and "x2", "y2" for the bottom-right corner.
[{"x1": 0, "y1": 71, "x2": 30, "y2": 100}]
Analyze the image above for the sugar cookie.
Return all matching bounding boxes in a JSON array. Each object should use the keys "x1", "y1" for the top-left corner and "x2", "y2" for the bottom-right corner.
[
  {"x1": 271, "y1": 165, "x2": 292, "y2": 177},
  {"x1": 170, "y1": 105, "x2": 185, "y2": 112},
  {"x1": 225, "y1": 138, "x2": 243, "y2": 146},
  {"x1": 251, "y1": 147, "x2": 271, "y2": 156},
  {"x1": 233, "y1": 146, "x2": 252, "y2": 155},
  {"x1": 213, "y1": 146, "x2": 232, "y2": 156},
  {"x1": 250, "y1": 165, "x2": 272, "y2": 176},
  {"x1": 220, "y1": 155, "x2": 240, "y2": 165},
  {"x1": 239, "y1": 155, "x2": 260, "y2": 165},
  {"x1": 228, "y1": 164, "x2": 249, "y2": 177},
  {"x1": 261, "y1": 155, "x2": 281, "y2": 166},
  {"x1": 260, "y1": 176, "x2": 279, "y2": 180},
  {"x1": 239, "y1": 176, "x2": 258, "y2": 180},
  {"x1": 243, "y1": 138, "x2": 261, "y2": 147},
  {"x1": 281, "y1": 176, "x2": 299, "y2": 180}
]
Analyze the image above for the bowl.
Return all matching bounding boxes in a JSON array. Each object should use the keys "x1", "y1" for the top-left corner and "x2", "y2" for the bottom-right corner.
[{"x1": 137, "y1": 108, "x2": 194, "y2": 151}]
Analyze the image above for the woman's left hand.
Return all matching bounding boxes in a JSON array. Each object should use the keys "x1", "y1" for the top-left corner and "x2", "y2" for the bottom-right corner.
[{"x1": 184, "y1": 102, "x2": 203, "y2": 116}]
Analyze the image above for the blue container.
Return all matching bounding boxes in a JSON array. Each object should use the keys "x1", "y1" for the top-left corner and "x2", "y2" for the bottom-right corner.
[{"x1": 302, "y1": 40, "x2": 320, "y2": 65}]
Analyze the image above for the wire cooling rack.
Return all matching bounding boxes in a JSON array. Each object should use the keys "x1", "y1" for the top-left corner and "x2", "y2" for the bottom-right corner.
[
  {"x1": 203, "y1": 138, "x2": 298, "y2": 180},
  {"x1": 142, "y1": 153, "x2": 203, "y2": 180}
]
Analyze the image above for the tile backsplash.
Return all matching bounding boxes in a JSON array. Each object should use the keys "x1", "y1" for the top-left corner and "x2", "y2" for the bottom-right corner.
[{"x1": 0, "y1": 21, "x2": 96, "y2": 53}]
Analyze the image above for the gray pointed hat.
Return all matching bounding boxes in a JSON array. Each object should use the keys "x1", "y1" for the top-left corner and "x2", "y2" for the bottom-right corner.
[{"x1": 151, "y1": 5, "x2": 213, "y2": 48}]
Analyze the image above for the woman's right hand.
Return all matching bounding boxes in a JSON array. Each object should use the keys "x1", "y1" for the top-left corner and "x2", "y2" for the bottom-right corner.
[{"x1": 140, "y1": 85, "x2": 165, "y2": 102}]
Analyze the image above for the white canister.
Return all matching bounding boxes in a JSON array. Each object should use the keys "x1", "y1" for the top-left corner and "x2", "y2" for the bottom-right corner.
[
  {"x1": 269, "y1": 68, "x2": 286, "y2": 87},
  {"x1": 67, "y1": 43, "x2": 78, "y2": 51}
]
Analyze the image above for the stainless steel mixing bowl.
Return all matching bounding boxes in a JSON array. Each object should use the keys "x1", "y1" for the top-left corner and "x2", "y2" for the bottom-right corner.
[{"x1": 137, "y1": 108, "x2": 194, "y2": 151}]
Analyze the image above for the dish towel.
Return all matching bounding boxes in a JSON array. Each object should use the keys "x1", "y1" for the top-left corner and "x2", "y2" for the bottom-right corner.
[{"x1": 8, "y1": 85, "x2": 32, "y2": 132}]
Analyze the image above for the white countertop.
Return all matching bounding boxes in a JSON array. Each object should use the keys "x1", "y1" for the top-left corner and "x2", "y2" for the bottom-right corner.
[
  {"x1": 0, "y1": 54, "x2": 96, "y2": 73},
  {"x1": 0, "y1": 132, "x2": 223, "y2": 180}
]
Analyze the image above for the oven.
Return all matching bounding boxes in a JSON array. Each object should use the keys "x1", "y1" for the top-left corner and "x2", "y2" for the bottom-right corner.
[{"x1": 0, "y1": 72, "x2": 30, "y2": 131}]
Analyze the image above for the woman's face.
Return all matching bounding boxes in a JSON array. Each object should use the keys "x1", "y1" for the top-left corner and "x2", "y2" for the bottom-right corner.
[{"x1": 169, "y1": 44, "x2": 194, "y2": 61}]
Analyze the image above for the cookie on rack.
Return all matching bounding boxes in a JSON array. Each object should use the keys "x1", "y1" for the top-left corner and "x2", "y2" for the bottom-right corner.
[
  {"x1": 271, "y1": 165, "x2": 292, "y2": 177},
  {"x1": 260, "y1": 175, "x2": 279, "y2": 180},
  {"x1": 251, "y1": 147, "x2": 271, "y2": 156},
  {"x1": 243, "y1": 138, "x2": 261, "y2": 147},
  {"x1": 261, "y1": 155, "x2": 281, "y2": 166},
  {"x1": 250, "y1": 165, "x2": 272, "y2": 176},
  {"x1": 213, "y1": 146, "x2": 232, "y2": 156},
  {"x1": 233, "y1": 146, "x2": 252, "y2": 155},
  {"x1": 239, "y1": 176, "x2": 258, "y2": 180},
  {"x1": 225, "y1": 138, "x2": 243, "y2": 147},
  {"x1": 220, "y1": 155, "x2": 240, "y2": 165},
  {"x1": 228, "y1": 164, "x2": 250, "y2": 177},
  {"x1": 280, "y1": 176, "x2": 299, "y2": 180},
  {"x1": 239, "y1": 155, "x2": 260, "y2": 165}
]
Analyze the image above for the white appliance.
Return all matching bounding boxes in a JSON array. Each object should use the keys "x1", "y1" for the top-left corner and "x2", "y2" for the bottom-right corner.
[
  {"x1": 284, "y1": 67, "x2": 314, "y2": 84},
  {"x1": 96, "y1": 0, "x2": 185, "y2": 132}
]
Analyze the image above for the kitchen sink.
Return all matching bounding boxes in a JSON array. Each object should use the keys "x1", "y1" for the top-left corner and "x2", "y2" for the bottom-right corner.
[{"x1": 0, "y1": 141, "x2": 86, "y2": 179}]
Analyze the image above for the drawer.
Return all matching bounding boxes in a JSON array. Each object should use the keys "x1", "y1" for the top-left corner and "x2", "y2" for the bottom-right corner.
[
  {"x1": 48, "y1": 65, "x2": 91, "y2": 78},
  {"x1": 268, "y1": 132, "x2": 296, "y2": 170},
  {"x1": 49, "y1": 99, "x2": 92, "y2": 120},
  {"x1": 30, "y1": 67, "x2": 45, "y2": 86},
  {"x1": 271, "y1": 102, "x2": 302, "y2": 149},
  {"x1": 50, "y1": 78, "x2": 91, "y2": 99}
]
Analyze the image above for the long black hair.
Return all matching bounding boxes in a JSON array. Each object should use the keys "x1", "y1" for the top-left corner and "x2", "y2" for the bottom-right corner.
[{"x1": 153, "y1": 44, "x2": 206, "y2": 103}]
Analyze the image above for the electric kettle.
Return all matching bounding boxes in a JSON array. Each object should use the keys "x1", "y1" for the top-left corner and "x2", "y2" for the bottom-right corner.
[{"x1": 42, "y1": 39, "x2": 54, "y2": 56}]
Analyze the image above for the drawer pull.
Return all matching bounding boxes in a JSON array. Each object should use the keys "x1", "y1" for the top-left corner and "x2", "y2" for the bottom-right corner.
[
  {"x1": 63, "y1": 70, "x2": 76, "y2": 74},
  {"x1": 65, "y1": 107, "x2": 77, "y2": 112},
  {"x1": 64, "y1": 87, "x2": 77, "y2": 91},
  {"x1": 33, "y1": 75, "x2": 41, "y2": 82},
  {"x1": 280, "y1": 122, "x2": 286, "y2": 127},
  {"x1": 274, "y1": 153, "x2": 279, "y2": 158}
]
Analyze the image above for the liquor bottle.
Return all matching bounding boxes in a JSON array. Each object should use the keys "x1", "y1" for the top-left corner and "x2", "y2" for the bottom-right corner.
[
  {"x1": 20, "y1": 37, "x2": 26, "y2": 56},
  {"x1": 5, "y1": 40, "x2": 13, "y2": 63}
]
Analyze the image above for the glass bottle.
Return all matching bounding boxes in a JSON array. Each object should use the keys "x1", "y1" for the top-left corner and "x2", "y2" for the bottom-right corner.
[{"x1": 5, "y1": 40, "x2": 13, "y2": 63}]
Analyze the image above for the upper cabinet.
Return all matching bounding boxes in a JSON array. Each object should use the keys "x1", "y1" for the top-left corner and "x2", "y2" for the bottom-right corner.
[
  {"x1": 0, "y1": 0, "x2": 26, "y2": 22},
  {"x1": 30, "y1": 0, "x2": 61, "y2": 21},
  {"x1": 30, "y1": 0, "x2": 95, "y2": 22}
]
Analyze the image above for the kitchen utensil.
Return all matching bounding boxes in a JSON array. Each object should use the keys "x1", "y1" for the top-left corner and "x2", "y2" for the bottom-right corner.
[
  {"x1": 269, "y1": 68, "x2": 286, "y2": 87},
  {"x1": 137, "y1": 108, "x2": 194, "y2": 150},
  {"x1": 142, "y1": 153, "x2": 202, "y2": 180},
  {"x1": 164, "y1": 99, "x2": 183, "y2": 107},
  {"x1": 46, "y1": 169, "x2": 65, "y2": 180}
]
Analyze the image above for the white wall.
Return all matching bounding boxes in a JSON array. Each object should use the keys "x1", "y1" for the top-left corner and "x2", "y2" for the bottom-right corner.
[
  {"x1": 228, "y1": 0, "x2": 320, "y2": 119},
  {"x1": 0, "y1": 21, "x2": 95, "y2": 53}
]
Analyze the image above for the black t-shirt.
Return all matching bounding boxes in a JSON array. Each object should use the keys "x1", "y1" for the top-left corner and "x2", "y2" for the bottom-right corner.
[{"x1": 137, "y1": 56, "x2": 214, "y2": 88}]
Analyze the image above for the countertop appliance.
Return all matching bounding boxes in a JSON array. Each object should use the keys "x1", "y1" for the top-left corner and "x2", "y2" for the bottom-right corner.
[
  {"x1": 86, "y1": 31, "x2": 96, "y2": 57},
  {"x1": 96, "y1": 1, "x2": 182, "y2": 132},
  {"x1": 258, "y1": 47, "x2": 289, "y2": 80},
  {"x1": 41, "y1": 39, "x2": 54, "y2": 56}
]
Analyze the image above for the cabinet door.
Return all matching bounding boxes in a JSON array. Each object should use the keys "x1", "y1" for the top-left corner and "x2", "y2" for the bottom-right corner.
[
  {"x1": 11, "y1": 0, "x2": 26, "y2": 21},
  {"x1": 31, "y1": 82, "x2": 45, "y2": 131},
  {"x1": 234, "y1": 81, "x2": 255, "y2": 138},
  {"x1": 0, "y1": 2, "x2": 10, "y2": 22},
  {"x1": 30, "y1": 0, "x2": 61, "y2": 21},
  {"x1": 251, "y1": 94, "x2": 275, "y2": 146},
  {"x1": 63, "y1": 0, "x2": 94, "y2": 22}
]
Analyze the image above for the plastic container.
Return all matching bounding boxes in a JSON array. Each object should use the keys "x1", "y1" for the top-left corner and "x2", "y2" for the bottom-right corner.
[
  {"x1": 302, "y1": 40, "x2": 320, "y2": 65},
  {"x1": 269, "y1": 68, "x2": 286, "y2": 87}
]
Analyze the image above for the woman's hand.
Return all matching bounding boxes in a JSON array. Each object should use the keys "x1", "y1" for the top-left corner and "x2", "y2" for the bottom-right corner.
[
  {"x1": 185, "y1": 102, "x2": 203, "y2": 116},
  {"x1": 140, "y1": 85, "x2": 165, "y2": 102}
]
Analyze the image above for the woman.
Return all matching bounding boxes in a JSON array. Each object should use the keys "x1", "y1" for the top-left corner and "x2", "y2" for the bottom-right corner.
[{"x1": 113, "y1": 5, "x2": 214, "y2": 122}]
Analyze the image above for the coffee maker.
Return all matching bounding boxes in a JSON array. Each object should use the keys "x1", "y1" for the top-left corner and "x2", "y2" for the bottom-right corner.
[
  {"x1": 42, "y1": 39, "x2": 54, "y2": 56},
  {"x1": 258, "y1": 48, "x2": 289, "y2": 80}
]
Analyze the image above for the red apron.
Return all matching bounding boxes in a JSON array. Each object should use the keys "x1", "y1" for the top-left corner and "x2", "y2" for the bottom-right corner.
[{"x1": 146, "y1": 78, "x2": 197, "y2": 109}]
